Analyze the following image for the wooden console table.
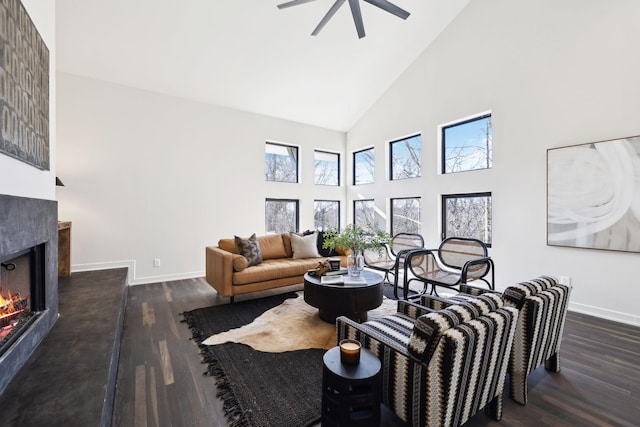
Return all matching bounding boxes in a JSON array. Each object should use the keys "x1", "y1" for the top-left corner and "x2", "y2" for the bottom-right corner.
[{"x1": 58, "y1": 221, "x2": 71, "y2": 277}]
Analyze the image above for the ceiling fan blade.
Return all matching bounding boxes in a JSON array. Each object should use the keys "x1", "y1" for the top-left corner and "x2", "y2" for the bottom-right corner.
[
  {"x1": 362, "y1": 0, "x2": 410, "y2": 20},
  {"x1": 311, "y1": 0, "x2": 346, "y2": 36},
  {"x1": 348, "y1": 0, "x2": 365, "y2": 38},
  {"x1": 277, "y1": 0, "x2": 321, "y2": 10}
]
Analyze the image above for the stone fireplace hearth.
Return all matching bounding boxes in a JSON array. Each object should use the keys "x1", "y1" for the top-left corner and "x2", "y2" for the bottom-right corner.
[{"x1": 0, "y1": 194, "x2": 58, "y2": 395}]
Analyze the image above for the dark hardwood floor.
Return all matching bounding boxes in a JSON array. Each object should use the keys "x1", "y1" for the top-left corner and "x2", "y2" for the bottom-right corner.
[
  {"x1": 115, "y1": 277, "x2": 640, "y2": 427},
  {"x1": 2, "y1": 270, "x2": 636, "y2": 426}
]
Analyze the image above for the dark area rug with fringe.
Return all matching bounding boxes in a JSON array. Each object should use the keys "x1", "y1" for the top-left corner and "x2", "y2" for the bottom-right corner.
[{"x1": 181, "y1": 292, "x2": 324, "y2": 427}]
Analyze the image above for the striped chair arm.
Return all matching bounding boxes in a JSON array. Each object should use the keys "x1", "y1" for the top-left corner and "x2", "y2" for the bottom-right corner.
[
  {"x1": 459, "y1": 283, "x2": 501, "y2": 296},
  {"x1": 336, "y1": 315, "x2": 420, "y2": 363},
  {"x1": 419, "y1": 294, "x2": 457, "y2": 310},
  {"x1": 397, "y1": 300, "x2": 432, "y2": 319}
]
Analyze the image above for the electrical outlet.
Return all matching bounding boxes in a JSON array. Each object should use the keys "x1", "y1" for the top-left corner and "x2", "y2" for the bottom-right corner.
[
  {"x1": 559, "y1": 276, "x2": 571, "y2": 285},
  {"x1": 153, "y1": 258, "x2": 161, "y2": 267}
]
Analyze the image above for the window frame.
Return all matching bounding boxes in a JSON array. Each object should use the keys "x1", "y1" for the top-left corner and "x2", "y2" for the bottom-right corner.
[
  {"x1": 353, "y1": 147, "x2": 375, "y2": 186},
  {"x1": 265, "y1": 198, "x2": 300, "y2": 234},
  {"x1": 389, "y1": 134, "x2": 422, "y2": 181},
  {"x1": 441, "y1": 113, "x2": 492, "y2": 174},
  {"x1": 313, "y1": 150, "x2": 340, "y2": 186},
  {"x1": 390, "y1": 196, "x2": 421, "y2": 236},
  {"x1": 265, "y1": 141, "x2": 299, "y2": 183},
  {"x1": 313, "y1": 199, "x2": 340, "y2": 231},
  {"x1": 441, "y1": 192, "x2": 492, "y2": 247}
]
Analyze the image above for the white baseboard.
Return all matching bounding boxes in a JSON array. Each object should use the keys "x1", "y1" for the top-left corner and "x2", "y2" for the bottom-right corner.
[
  {"x1": 128, "y1": 271, "x2": 204, "y2": 286},
  {"x1": 70, "y1": 260, "x2": 203, "y2": 286},
  {"x1": 569, "y1": 301, "x2": 639, "y2": 327},
  {"x1": 72, "y1": 260, "x2": 136, "y2": 284}
]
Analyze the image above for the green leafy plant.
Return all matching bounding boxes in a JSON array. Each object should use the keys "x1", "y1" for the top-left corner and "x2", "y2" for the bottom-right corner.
[{"x1": 322, "y1": 224, "x2": 392, "y2": 254}]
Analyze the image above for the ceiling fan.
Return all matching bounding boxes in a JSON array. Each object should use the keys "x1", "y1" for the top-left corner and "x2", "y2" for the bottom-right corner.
[{"x1": 277, "y1": 0, "x2": 410, "y2": 39}]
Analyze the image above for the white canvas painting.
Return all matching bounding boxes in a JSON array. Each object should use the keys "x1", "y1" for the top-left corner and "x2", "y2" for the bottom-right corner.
[{"x1": 547, "y1": 136, "x2": 640, "y2": 252}]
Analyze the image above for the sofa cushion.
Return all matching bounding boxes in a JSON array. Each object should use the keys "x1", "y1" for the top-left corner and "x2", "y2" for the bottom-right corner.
[
  {"x1": 290, "y1": 232, "x2": 321, "y2": 259},
  {"x1": 218, "y1": 238, "x2": 238, "y2": 254},
  {"x1": 258, "y1": 234, "x2": 288, "y2": 260},
  {"x1": 334, "y1": 246, "x2": 350, "y2": 256},
  {"x1": 232, "y1": 258, "x2": 321, "y2": 285},
  {"x1": 232, "y1": 254, "x2": 249, "y2": 272},
  {"x1": 235, "y1": 234, "x2": 263, "y2": 267},
  {"x1": 281, "y1": 233, "x2": 293, "y2": 258}
]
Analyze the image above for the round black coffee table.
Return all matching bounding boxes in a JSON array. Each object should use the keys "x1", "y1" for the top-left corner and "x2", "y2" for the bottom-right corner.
[{"x1": 304, "y1": 270, "x2": 384, "y2": 323}]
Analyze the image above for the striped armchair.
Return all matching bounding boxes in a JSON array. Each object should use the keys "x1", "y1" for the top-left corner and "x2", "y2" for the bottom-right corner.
[
  {"x1": 420, "y1": 275, "x2": 572, "y2": 405},
  {"x1": 336, "y1": 293, "x2": 518, "y2": 427}
]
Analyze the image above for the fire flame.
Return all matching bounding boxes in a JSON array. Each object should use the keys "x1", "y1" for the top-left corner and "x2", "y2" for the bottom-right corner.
[{"x1": 0, "y1": 290, "x2": 28, "y2": 316}]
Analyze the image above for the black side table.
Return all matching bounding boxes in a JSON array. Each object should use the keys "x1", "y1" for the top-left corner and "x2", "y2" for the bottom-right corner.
[{"x1": 321, "y1": 346, "x2": 382, "y2": 427}]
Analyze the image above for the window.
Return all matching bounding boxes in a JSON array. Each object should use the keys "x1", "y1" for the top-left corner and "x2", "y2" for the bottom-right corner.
[
  {"x1": 390, "y1": 134, "x2": 422, "y2": 180},
  {"x1": 314, "y1": 150, "x2": 340, "y2": 185},
  {"x1": 442, "y1": 193, "x2": 492, "y2": 246},
  {"x1": 353, "y1": 199, "x2": 375, "y2": 228},
  {"x1": 442, "y1": 113, "x2": 492, "y2": 174},
  {"x1": 265, "y1": 199, "x2": 299, "y2": 233},
  {"x1": 353, "y1": 147, "x2": 375, "y2": 185},
  {"x1": 391, "y1": 197, "x2": 421, "y2": 235},
  {"x1": 314, "y1": 200, "x2": 340, "y2": 231},
  {"x1": 265, "y1": 142, "x2": 298, "y2": 183}
]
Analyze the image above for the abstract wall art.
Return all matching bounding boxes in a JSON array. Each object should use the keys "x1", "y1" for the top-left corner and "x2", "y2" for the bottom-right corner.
[
  {"x1": 547, "y1": 135, "x2": 640, "y2": 253},
  {"x1": 0, "y1": 0, "x2": 50, "y2": 170}
]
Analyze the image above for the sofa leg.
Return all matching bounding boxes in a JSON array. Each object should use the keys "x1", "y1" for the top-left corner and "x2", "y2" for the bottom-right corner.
[
  {"x1": 229, "y1": 296, "x2": 234, "y2": 304},
  {"x1": 545, "y1": 351, "x2": 561, "y2": 372}
]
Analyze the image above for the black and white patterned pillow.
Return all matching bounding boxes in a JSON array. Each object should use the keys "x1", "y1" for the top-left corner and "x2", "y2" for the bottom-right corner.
[
  {"x1": 408, "y1": 294, "x2": 504, "y2": 362},
  {"x1": 234, "y1": 233, "x2": 263, "y2": 267},
  {"x1": 408, "y1": 309, "x2": 461, "y2": 362}
]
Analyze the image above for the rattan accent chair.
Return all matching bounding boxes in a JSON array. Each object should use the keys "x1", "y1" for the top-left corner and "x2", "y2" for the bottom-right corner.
[
  {"x1": 402, "y1": 237, "x2": 494, "y2": 299},
  {"x1": 363, "y1": 233, "x2": 424, "y2": 298},
  {"x1": 336, "y1": 293, "x2": 518, "y2": 426},
  {"x1": 417, "y1": 276, "x2": 572, "y2": 405}
]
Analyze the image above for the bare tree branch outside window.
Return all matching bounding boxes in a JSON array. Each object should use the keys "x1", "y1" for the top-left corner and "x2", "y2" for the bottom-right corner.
[
  {"x1": 314, "y1": 151, "x2": 339, "y2": 185},
  {"x1": 391, "y1": 197, "x2": 421, "y2": 235},
  {"x1": 443, "y1": 114, "x2": 492, "y2": 174},
  {"x1": 391, "y1": 135, "x2": 422, "y2": 180},
  {"x1": 265, "y1": 199, "x2": 299, "y2": 234},
  {"x1": 354, "y1": 148, "x2": 375, "y2": 185},
  {"x1": 314, "y1": 200, "x2": 340, "y2": 230},
  {"x1": 442, "y1": 193, "x2": 492, "y2": 245},
  {"x1": 265, "y1": 142, "x2": 298, "y2": 182},
  {"x1": 354, "y1": 199, "x2": 376, "y2": 228}
]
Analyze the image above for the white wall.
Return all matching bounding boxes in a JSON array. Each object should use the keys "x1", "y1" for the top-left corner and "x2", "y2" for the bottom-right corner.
[
  {"x1": 347, "y1": 0, "x2": 640, "y2": 325},
  {"x1": 0, "y1": 0, "x2": 56, "y2": 200},
  {"x1": 56, "y1": 73, "x2": 345, "y2": 284}
]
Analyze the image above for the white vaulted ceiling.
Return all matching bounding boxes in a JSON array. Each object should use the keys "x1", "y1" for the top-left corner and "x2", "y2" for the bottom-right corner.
[{"x1": 56, "y1": 0, "x2": 470, "y2": 131}]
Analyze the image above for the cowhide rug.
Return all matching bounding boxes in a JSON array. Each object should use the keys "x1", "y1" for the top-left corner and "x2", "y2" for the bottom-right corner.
[{"x1": 202, "y1": 291, "x2": 398, "y2": 352}]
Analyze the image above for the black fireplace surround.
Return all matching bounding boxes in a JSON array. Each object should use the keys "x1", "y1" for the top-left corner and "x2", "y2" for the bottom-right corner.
[{"x1": 0, "y1": 194, "x2": 58, "y2": 395}]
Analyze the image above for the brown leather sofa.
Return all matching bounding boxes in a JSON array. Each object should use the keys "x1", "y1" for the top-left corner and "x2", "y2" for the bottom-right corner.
[{"x1": 205, "y1": 233, "x2": 346, "y2": 302}]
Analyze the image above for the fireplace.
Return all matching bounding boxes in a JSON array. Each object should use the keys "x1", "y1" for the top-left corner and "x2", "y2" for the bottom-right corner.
[
  {"x1": 0, "y1": 244, "x2": 46, "y2": 356},
  {"x1": 0, "y1": 195, "x2": 58, "y2": 395}
]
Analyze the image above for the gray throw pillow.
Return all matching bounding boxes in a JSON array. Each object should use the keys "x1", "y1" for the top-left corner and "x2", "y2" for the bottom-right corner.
[{"x1": 235, "y1": 233, "x2": 263, "y2": 267}]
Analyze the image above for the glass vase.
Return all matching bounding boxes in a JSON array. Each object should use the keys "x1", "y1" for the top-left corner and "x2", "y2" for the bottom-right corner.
[{"x1": 347, "y1": 252, "x2": 365, "y2": 277}]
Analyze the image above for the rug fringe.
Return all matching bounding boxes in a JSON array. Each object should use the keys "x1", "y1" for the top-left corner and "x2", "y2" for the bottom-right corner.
[{"x1": 181, "y1": 311, "x2": 255, "y2": 426}]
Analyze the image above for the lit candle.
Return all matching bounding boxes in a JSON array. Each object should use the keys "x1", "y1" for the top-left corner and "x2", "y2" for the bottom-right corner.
[{"x1": 339, "y1": 339, "x2": 361, "y2": 365}]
